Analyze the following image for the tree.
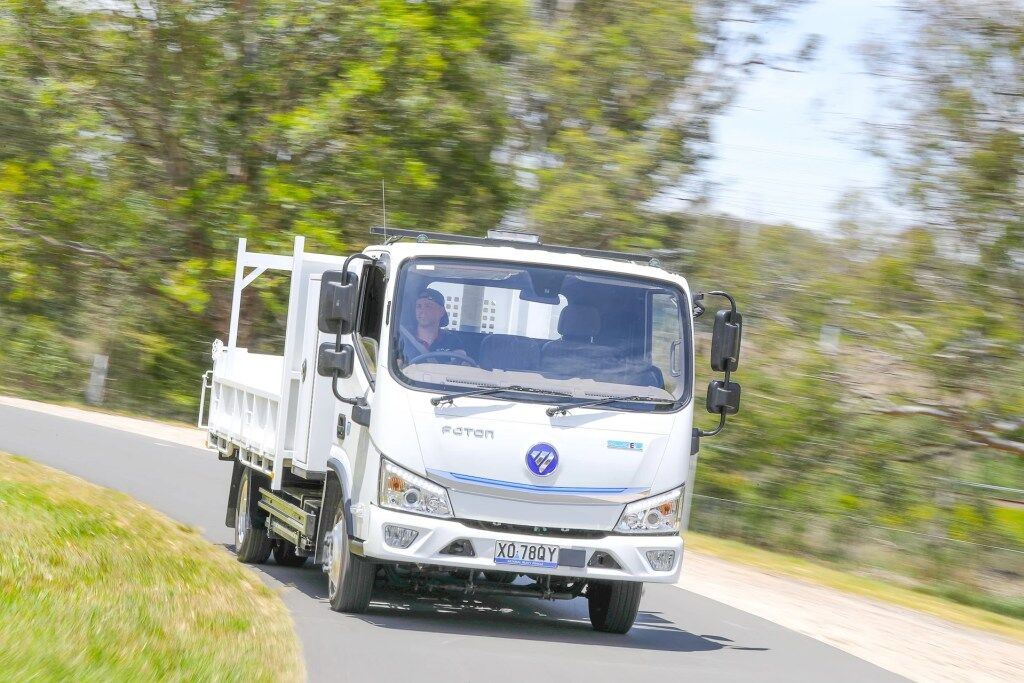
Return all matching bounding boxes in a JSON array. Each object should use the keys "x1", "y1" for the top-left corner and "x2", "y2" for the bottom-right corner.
[
  {"x1": 0, "y1": 0, "x2": 525, "y2": 410},
  {"x1": 865, "y1": 0, "x2": 1024, "y2": 457},
  {"x1": 508, "y1": 0, "x2": 807, "y2": 250}
]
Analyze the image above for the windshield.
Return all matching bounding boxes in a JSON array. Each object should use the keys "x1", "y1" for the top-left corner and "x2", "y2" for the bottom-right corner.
[{"x1": 389, "y1": 258, "x2": 691, "y2": 411}]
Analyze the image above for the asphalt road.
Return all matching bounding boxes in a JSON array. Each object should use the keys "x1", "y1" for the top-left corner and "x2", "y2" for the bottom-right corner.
[{"x1": 0, "y1": 403, "x2": 906, "y2": 682}]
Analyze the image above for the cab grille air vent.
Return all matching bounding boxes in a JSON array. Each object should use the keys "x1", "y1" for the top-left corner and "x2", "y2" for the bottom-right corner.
[{"x1": 460, "y1": 520, "x2": 606, "y2": 539}]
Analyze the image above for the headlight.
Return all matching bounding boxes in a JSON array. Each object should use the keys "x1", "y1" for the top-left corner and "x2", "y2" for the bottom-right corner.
[
  {"x1": 615, "y1": 486, "x2": 684, "y2": 534},
  {"x1": 378, "y1": 458, "x2": 453, "y2": 519}
]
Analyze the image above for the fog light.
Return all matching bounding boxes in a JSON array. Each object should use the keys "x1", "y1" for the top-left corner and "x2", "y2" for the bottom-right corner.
[
  {"x1": 587, "y1": 551, "x2": 621, "y2": 569},
  {"x1": 645, "y1": 550, "x2": 676, "y2": 571},
  {"x1": 383, "y1": 524, "x2": 419, "y2": 549},
  {"x1": 440, "y1": 539, "x2": 476, "y2": 557}
]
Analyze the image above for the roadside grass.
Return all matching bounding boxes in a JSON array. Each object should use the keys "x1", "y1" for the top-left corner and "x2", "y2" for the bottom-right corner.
[
  {"x1": 686, "y1": 531, "x2": 1024, "y2": 643},
  {"x1": 0, "y1": 453, "x2": 304, "y2": 682}
]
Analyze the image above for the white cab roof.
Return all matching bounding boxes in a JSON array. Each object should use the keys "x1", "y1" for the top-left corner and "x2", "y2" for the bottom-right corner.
[{"x1": 363, "y1": 241, "x2": 690, "y2": 290}]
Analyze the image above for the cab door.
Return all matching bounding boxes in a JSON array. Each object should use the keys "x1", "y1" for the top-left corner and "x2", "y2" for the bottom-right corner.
[
  {"x1": 294, "y1": 256, "x2": 385, "y2": 467},
  {"x1": 321, "y1": 260, "x2": 387, "y2": 490},
  {"x1": 293, "y1": 275, "x2": 337, "y2": 471}
]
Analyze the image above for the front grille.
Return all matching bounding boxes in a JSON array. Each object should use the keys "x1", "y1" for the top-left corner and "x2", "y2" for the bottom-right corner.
[{"x1": 460, "y1": 519, "x2": 607, "y2": 539}]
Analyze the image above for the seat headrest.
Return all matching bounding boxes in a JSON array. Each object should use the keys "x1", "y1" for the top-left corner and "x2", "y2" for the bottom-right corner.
[{"x1": 557, "y1": 304, "x2": 600, "y2": 340}]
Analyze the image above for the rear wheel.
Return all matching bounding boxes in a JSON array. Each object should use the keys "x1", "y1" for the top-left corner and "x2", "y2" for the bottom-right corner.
[
  {"x1": 587, "y1": 580, "x2": 643, "y2": 633},
  {"x1": 323, "y1": 483, "x2": 376, "y2": 613},
  {"x1": 483, "y1": 571, "x2": 517, "y2": 584},
  {"x1": 234, "y1": 469, "x2": 272, "y2": 564},
  {"x1": 273, "y1": 540, "x2": 307, "y2": 567}
]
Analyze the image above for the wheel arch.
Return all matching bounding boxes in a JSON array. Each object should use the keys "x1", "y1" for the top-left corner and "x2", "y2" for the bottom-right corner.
[{"x1": 316, "y1": 453, "x2": 354, "y2": 563}]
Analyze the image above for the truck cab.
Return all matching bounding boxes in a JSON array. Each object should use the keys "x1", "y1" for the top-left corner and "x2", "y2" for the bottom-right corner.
[{"x1": 202, "y1": 229, "x2": 742, "y2": 633}]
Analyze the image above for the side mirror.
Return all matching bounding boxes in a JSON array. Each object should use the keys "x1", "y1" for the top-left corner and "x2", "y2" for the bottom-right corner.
[
  {"x1": 318, "y1": 270, "x2": 359, "y2": 335},
  {"x1": 694, "y1": 290, "x2": 742, "y2": 445},
  {"x1": 710, "y1": 309, "x2": 742, "y2": 372},
  {"x1": 317, "y1": 341, "x2": 354, "y2": 379},
  {"x1": 706, "y1": 379, "x2": 741, "y2": 415}
]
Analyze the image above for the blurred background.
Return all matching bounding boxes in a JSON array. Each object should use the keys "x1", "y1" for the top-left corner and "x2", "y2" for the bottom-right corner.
[{"x1": 0, "y1": 0, "x2": 1020, "y2": 621}]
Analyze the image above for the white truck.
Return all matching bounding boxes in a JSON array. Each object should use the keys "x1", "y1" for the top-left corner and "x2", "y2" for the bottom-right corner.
[{"x1": 200, "y1": 228, "x2": 742, "y2": 633}]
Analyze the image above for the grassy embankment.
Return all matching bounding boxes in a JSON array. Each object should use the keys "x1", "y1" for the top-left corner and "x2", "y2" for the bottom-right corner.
[
  {"x1": 0, "y1": 453, "x2": 304, "y2": 681},
  {"x1": 687, "y1": 532, "x2": 1024, "y2": 643}
]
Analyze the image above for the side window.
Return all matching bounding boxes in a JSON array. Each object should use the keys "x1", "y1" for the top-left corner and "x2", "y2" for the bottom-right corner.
[
  {"x1": 651, "y1": 292, "x2": 683, "y2": 395},
  {"x1": 355, "y1": 265, "x2": 386, "y2": 380}
]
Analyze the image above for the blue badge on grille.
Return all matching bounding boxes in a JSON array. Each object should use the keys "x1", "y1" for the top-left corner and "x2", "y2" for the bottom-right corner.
[{"x1": 525, "y1": 443, "x2": 558, "y2": 476}]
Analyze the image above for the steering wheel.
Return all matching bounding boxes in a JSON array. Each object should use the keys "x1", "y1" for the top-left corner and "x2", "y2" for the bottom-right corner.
[{"x1": 408, "y1": 351, "x2": 480, "y2": 368}]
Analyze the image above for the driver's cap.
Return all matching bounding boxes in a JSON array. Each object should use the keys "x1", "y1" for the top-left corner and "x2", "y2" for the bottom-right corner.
[{"x1": 417, "y1": 288, "x2": 446, "y2": 308}]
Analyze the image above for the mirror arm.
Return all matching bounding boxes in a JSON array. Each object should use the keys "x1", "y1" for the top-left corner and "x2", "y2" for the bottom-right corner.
[
  {"x1": 334, "y1": 253, "x2": 377, "y2": 352},
  {"x1": 706, "y1": 290, "x2": 737, "y2": 315},
  {"x1": 328, "y1": 253, "x2": 377, "y2": 405},
  {"x1": 331, "y1": 376, "x2": 358, "y2": 406},
  {"x1": 692, "y1": 291, "x2": 706, "y2": 319},
  {"x1": 699, "y1": 368, "x2": 732, "y2": 437},
  {"x1": 698, "y1": 412, "x2": 727, "y2": 438}
]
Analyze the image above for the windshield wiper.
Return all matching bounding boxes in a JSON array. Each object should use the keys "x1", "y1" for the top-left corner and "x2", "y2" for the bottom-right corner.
[
  {"x1": 431, "y1": 384, "x2": 572, "y2": 407},
  {"x1": 545, "y1": 394, "x2": 676, "y2": 417}
]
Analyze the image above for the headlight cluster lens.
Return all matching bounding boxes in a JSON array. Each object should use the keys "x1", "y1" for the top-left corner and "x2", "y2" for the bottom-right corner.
[
  {"x1": 378, "y1": 458, "x2": 453, "y2": 519},
  {"x1": 615, "y1": 486, "x2": 684, "y2": 534}
]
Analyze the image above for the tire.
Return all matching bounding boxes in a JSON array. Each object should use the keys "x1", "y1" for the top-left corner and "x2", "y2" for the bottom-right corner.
[
  {"x1": 273, "y1": 540, "x2": 307, "y2": 567},
  {"x1": 587, "y1": 580, "x2": 643, "y2": 633},
  {"x1": 483, "y1": 571, "x2": 517, "y2": 584},
  {"x1": 234, "y1": 468, "x2": 272, "y2": 564},
  {"x1": 322, "y1": 481, "x2": 376, "y2": 613}
]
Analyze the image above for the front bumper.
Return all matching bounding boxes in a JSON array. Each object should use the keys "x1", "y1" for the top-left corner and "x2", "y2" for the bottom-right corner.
[{"x1": 354, "y1": 505, "x2": 683, "y2": 583}]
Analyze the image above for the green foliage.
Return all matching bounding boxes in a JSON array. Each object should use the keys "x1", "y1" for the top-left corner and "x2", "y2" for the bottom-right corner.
[
  {"x1": 518, "y1": 1, "x2": 704, "y2": 248},
  {"x1": 0, "y1": 315, "x2": 83, "y2": 395},
  {"x1": 677, "y1": 215, "x2": 1023, "y2": 613},
  {"x1": 0, "y1": 0, "x2": 528, "y2": 413}
]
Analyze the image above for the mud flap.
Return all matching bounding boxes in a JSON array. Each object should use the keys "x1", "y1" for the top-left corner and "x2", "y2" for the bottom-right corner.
[{"x1": 225, "y1": 460, "x2": 243, "y2": 528}]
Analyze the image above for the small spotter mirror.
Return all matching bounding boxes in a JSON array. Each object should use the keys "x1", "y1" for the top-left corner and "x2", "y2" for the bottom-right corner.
[
  {"x1": 706, "y1": 379, "x2": 741, "y2": 415},
  {"x1": 316, "y1": 342, "x2": 354, "y2": 379}
]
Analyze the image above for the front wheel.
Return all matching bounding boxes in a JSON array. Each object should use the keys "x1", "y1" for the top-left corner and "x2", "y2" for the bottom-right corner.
[
  {"x1": 323, "y1": 487, "x2": 376, "y2": 613},
  {"x1": 587, "y1": 580, "x2": 643, "y2": 633}
]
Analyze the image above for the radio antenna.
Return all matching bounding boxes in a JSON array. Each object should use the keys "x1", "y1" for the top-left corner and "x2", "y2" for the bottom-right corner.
[{"x1": 381, "y1": 179, "x2": 387, "y2": 243}]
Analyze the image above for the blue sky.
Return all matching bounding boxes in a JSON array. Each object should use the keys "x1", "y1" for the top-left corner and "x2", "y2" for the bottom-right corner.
[{"x1": 704, "y1": 0, "x2": 907, "y2": 232}]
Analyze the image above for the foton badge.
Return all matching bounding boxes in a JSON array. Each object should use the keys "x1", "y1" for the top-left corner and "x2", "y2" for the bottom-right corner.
[{"x1": 525, "y1": 443, "x2": 558, "y2": 476}]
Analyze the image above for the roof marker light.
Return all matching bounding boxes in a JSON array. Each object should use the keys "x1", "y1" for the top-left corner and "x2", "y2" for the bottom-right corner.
[{"x1": 487, "y1": 230, "x2": 540, "y2": 244}]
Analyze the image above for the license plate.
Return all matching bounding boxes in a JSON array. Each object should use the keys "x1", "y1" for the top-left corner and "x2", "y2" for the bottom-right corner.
[{"x1": 494, "y1": 541, "x2": 559, "y2": 569}]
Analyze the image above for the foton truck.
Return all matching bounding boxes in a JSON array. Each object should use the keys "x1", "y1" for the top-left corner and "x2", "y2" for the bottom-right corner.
[{"x1": 199, "y1": 228, "x2": 742, "y2": 633}]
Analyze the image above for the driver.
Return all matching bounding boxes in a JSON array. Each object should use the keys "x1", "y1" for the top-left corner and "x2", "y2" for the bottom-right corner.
[{"x1": 397, "y1": 288, "x2": 467, "y2": 365}]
